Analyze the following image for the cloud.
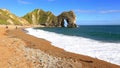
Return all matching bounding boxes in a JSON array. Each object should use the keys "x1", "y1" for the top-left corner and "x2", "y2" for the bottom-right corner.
[
  {"x1": 99, "y1": 10, "x2": 120, "y2": 14},
  {"x1": 75, "y1": 9, "x2": 120, "y2": 14},
  {"x1": 18, "y1": 0, "x2": 31, "y2": 4},
  {"x1": 75, "y1": 9, "x2": 95, "y2": 13}
]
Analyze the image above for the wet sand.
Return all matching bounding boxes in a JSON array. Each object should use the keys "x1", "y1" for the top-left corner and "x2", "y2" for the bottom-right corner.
[{"x1": 0, "y1": 25, "x2": 120, "y2": 68}]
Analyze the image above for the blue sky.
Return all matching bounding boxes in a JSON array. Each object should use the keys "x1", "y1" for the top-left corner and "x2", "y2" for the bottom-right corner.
[{"x1": 0, "y1": 0, "x2": 120, "y2": 25}]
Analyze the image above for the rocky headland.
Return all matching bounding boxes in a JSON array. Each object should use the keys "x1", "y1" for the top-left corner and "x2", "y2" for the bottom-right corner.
[
  {"x1": 0, "y1": 9, "x2": 77, "y2": 28},
  {"x1": 23, "y1": 9, "x2": 77, "y2": 28}
]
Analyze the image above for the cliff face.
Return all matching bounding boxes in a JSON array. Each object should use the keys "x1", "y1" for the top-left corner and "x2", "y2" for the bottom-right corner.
[
  {"x1": 0, "y1": 9, "x2": 29, "y2": 25},
  {"x1": 57, "y1": 11, "x2": 77, "y2": 28},
  {"x1": 23, "y1": 9, "x2": 77, "y2": 27},
  {"x1": 0, "y1": 9, "x2": 77, "y2": 27},
  {"x1": 23, "y1": 9, "x2": 57, "y2": 26}
]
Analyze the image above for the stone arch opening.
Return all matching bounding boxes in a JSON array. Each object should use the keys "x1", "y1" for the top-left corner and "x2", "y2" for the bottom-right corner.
[
  {"x1": 61, "y1": 18, "x2": 69, "y2": 27},
  {"x1": 63, "y1": 19, "x2": 68, "y2": 27},
  {"x1": 60, "y1": 19, "x2": 69, "y2": 27},
  {"x1": 58, "y1": 11, "x2": 77, "y2": 28}
]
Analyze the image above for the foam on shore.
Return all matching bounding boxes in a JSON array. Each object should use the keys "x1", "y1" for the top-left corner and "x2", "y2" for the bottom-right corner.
[{"x1": 26, "y1": 28, "x2": 120, "y2": 65}]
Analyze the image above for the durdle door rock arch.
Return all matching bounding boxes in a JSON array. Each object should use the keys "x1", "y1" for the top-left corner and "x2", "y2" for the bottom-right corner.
[
  {"x1": 22, "y1": 9, "x2": 77, "y2": 28},
  {"x1": 0, "y1": 9, "x2": 77, "y2": 28},
  {"x1": 57, "y1": 11, "x2": 77, "y2": 28}
]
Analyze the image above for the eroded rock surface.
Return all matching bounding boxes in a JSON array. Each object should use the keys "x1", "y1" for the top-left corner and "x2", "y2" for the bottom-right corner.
[
  {"x1": 57, "y1": 11, "x2": 77, "y2": 28},
  {"x1": 0, "y1": 9, "x2": 77, "y2": 27},
  {"x1": 23, "y1": 9, "x2": 77, "y2": 28}
]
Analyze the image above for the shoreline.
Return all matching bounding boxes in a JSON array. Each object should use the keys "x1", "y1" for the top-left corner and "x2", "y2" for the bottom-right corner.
[
  {"x1": 0, "y1": 25, "x2": 120, "y2": 68},
  {"x1": 7, "y1": 26, "x2": 120, "y2": 68},
  {"x1": 25, "y1": 27, "x2": 120, "y2": 65}
]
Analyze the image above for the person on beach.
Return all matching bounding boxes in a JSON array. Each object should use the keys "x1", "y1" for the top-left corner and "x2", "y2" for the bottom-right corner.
[
  {"x1": 16, "y1": 26, "x2": 17, "y2": 29},
  {"x1": 6, "y1": 25, "x2": 8, "y2": 29}
]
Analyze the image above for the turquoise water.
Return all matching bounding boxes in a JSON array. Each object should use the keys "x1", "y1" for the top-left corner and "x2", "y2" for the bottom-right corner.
[{"x1": 35, "y1": 25, "x2": 120, "y2": 42}]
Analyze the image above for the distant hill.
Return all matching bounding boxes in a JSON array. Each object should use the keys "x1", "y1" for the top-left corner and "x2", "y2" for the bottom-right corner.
[{"x1": 0, "y1": 9, "x2": 29, "y2": 25}]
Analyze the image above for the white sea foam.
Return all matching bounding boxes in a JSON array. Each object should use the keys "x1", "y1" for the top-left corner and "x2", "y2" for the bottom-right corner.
[{"x1": 26, "y1": 28, "x2": 120, "y2": 65}]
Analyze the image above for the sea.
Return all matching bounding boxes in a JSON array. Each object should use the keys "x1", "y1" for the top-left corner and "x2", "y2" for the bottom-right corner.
[{"x1": 25, "y1": 25, "x2": 120, "y2": 65}]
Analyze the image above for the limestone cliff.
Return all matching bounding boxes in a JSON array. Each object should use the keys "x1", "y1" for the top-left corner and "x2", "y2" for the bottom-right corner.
[
  {"x1": 0, "y1": 9, "x2": 29, "y2": 25},
  {"x1": 0, "y1": 9, "x2": 77, "y2": 27},
  {"x1": 23, "y1": 9, "x2": 57, "y2": 26},
  {"x1": 57, "y1": 11, "x2": 77, "y2": 28},
  {"x1": 23, "y1": 9, "x2": 77, "y2": 27}
]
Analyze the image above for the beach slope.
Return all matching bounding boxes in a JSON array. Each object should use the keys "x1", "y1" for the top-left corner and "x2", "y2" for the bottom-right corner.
[{"x1": 0, "y1": 25, "x2": 120, "y2": 68}]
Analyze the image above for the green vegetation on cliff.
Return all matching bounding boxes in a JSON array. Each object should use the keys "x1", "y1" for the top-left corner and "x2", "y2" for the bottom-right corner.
[
  {"x1": 23, "y1": 9, "x2": 57, "y2": 26},
  {"x1": 23, "y1": 9, "x2": 77, "y2": 27},
  {"x1": 0, "y1": 8, "x2": 77, "y2": 27},
  {"x1": 0, "y1": 9, "x2": 29, "y2": 25}
]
